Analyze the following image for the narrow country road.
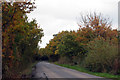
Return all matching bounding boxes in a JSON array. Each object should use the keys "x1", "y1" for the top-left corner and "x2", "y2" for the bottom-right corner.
[{"x1": 32, "y1": 61, "x2": 110, "y2": 80}]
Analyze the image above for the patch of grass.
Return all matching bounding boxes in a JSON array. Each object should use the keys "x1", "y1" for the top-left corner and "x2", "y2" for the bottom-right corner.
[{"x1": 55, "y1": 63, "x2": 120, "y2": 79}]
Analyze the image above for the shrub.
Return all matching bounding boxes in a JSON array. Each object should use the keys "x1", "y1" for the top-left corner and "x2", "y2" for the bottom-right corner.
[
  {"x1": 58, "y1": 56, "x2": 72, "y2": 64},
  {"x1": 83, "y1": 37, "x2": 118, "y2": 74}
]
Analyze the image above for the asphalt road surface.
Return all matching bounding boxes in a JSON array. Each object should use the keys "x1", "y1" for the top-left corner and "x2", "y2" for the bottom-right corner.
[{"x1": 32, "y1": 61, "x2": 110, "y2": 80}]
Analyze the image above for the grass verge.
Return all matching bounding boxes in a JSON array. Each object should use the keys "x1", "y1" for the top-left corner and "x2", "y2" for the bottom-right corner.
[{"x1": 54, "y1": 63, "x2": 120, "y2": 79}]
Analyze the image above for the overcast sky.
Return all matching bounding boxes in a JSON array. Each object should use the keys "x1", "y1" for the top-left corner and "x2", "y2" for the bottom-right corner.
[{"x1": 27, "y1": 0, "x2": 119, "y2": 48}]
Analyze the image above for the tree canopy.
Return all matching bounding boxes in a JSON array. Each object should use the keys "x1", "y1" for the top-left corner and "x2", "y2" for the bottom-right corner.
[{"x1": 2, "y1": 2, "x2": 44, "y2": 78}]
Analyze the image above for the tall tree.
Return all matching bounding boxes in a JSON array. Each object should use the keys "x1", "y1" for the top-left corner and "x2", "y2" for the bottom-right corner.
[{"x1": 2, "y1": 2, "x2": 43, "y2": 78}]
